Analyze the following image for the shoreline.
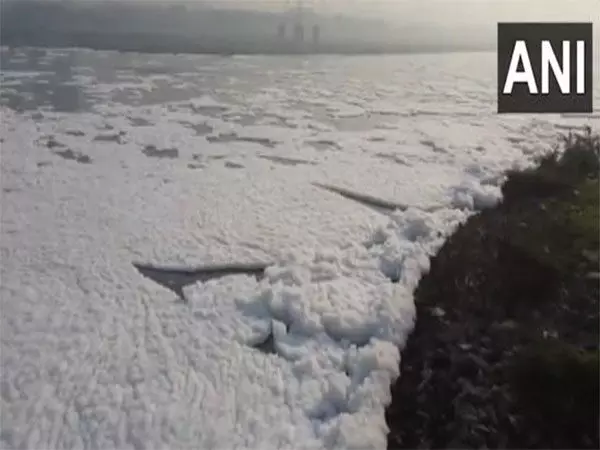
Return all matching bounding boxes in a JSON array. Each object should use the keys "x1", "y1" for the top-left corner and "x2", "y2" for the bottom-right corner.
[
  {"x1": 385, "y1": 128, "x2": 600, "y2": 448},
  {"x1": 0, "y1": 37, "x2": 494, "y2": 58}
]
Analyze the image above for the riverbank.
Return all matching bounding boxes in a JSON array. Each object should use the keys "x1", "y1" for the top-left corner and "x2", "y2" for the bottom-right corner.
[
  {"x1": 385, "y1": 128, "x2": 599, "y2": 448},
  {"x1": 0, "y1": 33, "x2": 493, "y2": 56}
]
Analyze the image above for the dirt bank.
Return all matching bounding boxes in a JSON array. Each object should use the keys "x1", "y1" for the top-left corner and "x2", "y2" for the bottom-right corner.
[{"x1": 385, "y1": 128, "x2": 599, "y2": 449}]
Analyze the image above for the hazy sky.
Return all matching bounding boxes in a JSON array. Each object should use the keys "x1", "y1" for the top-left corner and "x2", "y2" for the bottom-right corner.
[
  {"x1": 182, "y1": 0, "x2": 599, "y2": 31},
  {"x1": 315, "y1": 0, "x2": 599, "y2": 25},
  {"x1": 24, "y1": 0, "x2": 599, "y2": 26},
  {"x1": 10, "y1": 0, "x2": 599, "y2": 40}
]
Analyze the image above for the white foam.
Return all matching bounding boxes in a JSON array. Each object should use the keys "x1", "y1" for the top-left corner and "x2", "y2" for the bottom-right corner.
[
  {"x1": 2, "y1": 50, "x2": 598, "y2": 450},
  {"x1": 1, "y1": 70, "x2": 54, "y2": 78}
]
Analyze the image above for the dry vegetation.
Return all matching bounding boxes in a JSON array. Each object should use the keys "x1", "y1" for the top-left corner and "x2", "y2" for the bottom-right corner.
[{"x1": 386, "y1": 128, "x2": 599, "y2": 449}]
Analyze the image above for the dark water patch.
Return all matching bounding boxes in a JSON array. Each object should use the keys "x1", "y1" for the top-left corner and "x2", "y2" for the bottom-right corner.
[
  {"x1": 420, "y1": 139, "x2": 447, "y2": 153},
  {"x1": 409, "y1": 109, "x2": 476, "y2": 118},
  {"x1": 207, "y1": 132, "x2": 277, "y2": 148},
  {"x1": 37, "y1": 161, "x2": 52, "y2": 167},
  {"x1": 374, "y1": 123, "x2": 400, "y2": 131},
  {"x1": 31, "y1": 111, "x2": 45, "y2": 121},
  {"x1": 180, "y1": 121, "x2": 213, "y2": 136},
  {"x1": 64, "y1": 129, "x2": 85, "y2": 137},
  {"x1": 250, "y1": 331, "x2": 277, "y2": 355},
  {"x1": 368, "y1": 136, "x2": 386, "y2": 142},
  {"x1": 318, "y1": 105, "x2": 398, "y2": 131},
  {"x1": 113, "y1": 82, "x2": 202, "y2": 107},
  {"x1": 410, "y1": 109, "x2": 444, "y2": 117},
  {"x1": 260, "y1": 113, "x2": 296, "y2": 129},
  {"x1": 207, "y1": 154, "x2": 227, "y2": 160},
  {"x1": 0, "y1": 76, "x2": 90, "y2": 113},
  {"x1": 49, "y1": 84, "x2": 90, "y2": 112},
  {"x1": 370, "y1": 110, "x2": 401, "y2": 117},
  {"x1": 238, "y1": 136, "x2": 277, "y2": 148},
  {"x1": 225, "y1": 161, "x2": 245, "y2": 169},
  {"x1": 259, "y1": 155, "x2": 316, "y2": 167},
  {"x1": 94, "y1": 131, "x2": 126, "y2": 144},
  {"x1": 142, "y1": 145, "x2": 179, "y2": 159},
  {"x1": 191, "y1": 122, "x2": 214, "y2": 136},
  {"x1": 128, "y1": 116, "x2": 153, "y2": 127},
  {"x1": 306, "y1": 139, "x2": 341, "y2": 151},
  {"x1": 188, "y1": 163, "x2": 206, "y2": 170},
  {"x1": 190, "y1": 105, "x2": 228, "y2": 116},
  {"x1": 313, "y1": 182, "x2": 440, "y2": 215},
  {"x1": 206, "y1": 132, "x2": 238, "y2": 144},
  {"x1": 374, "y1": 152, "x2": 410, "y2": 166},
  {"x1": 26, "y1": 48, "x2": 47, "y2": 60},
  {"x1": 55, "y1": 149, "x2": 92, "y2": 164},
  {"x1": 110, "y1": 89, "x2": 144, "y2": 106},
  {"x1": 132, "y1": 262, "x2": 269, "y2": 300},
  {"x1": 554, "y1": 123, "x2": 591, "y2": 132},
  {"x1": 507, "y1": 136, "x2": 526, "y2": 145},
  {"x1": 37, "y1": 136, "x2": 66, "y2": 149},
  {"x1": 133, "y1": 66, "x2": 171, "y2": 76},
  {"x1": 221, "y1": 113, "x2": 259, "y2": 126},
  {"x1": 313, "y1": 182, "x2": 406, "y2": 214}
]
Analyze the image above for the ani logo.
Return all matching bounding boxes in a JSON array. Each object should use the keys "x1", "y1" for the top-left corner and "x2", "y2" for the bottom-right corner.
[{"x1": 497, "y1": 22, "x2": 593, "y2": 113}]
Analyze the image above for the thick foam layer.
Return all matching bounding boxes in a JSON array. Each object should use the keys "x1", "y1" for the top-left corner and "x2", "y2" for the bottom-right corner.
[{"x1": 1, "y1": 49, "x2": 598, "y2": 450}]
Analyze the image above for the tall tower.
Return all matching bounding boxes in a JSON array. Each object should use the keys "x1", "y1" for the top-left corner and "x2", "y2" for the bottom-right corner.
[
  {"x1": 277, "y1": 23, "x2": 286, "y2": 40},
  {"x1": 277, "y1": 0, "x2": 322, "y2": 51},
  {"x1": 293, "y1": 23, "x2": 305, "y2": 44},
  {"x1": 293, "y1": 0, "x2": 304, "y2": 46},
  {"x1": 312, "y1": 24, "x2": 320, "y2": 47}
]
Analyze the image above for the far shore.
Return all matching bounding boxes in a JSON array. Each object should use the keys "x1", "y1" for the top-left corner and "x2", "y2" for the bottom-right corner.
[{"x1": 0, "y1": 33, "x2": 494, "y2": 57}]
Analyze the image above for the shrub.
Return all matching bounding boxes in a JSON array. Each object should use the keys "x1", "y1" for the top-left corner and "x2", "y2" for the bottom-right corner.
[{"x1": 511, "y1": 341, "x2": 599, "y2": 447}]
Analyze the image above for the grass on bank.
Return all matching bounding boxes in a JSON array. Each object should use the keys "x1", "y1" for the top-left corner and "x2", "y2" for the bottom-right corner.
[
  {"x1": 505, "y1": 127, "x2": 599, "y2": 447},
  {"x1": 500, "y1": 127, "x2": 599, "y2": 283},
  {"x1": 385, "y1": 127, "x2": 599, "y2": 449}
]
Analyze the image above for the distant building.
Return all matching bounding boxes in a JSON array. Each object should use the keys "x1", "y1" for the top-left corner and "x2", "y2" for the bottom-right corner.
[
  {"x1": 312, "y1": 24, "x2": 320, "y2": 46},
  {"x1": 293, "y1": 23, "x2": 304, "y2": 43},
  {"x1": 277, "y1": 23, "x2": 286, "y2": 40}
]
